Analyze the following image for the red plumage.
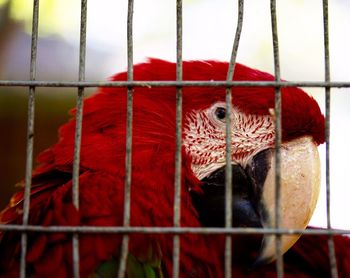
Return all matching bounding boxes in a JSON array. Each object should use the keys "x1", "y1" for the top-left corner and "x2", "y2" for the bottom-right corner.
[{"x1": 0, "y1": 59, "x2": 348, "y2": 277}]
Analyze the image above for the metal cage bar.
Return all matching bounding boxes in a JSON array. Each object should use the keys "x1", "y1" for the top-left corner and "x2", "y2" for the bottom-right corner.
[
  {"x1": 71, "y1": 0, "x2": 88, "y2": 277},
  {"x1": 1, "y1": 224, "x2": 349, "y2": 235},
  {"x1": 2, "y1": 80, "x2": 350, "y2": 88},
  {"x1": 322, "y1": 1, "x2": 339, "y2": 278},
  {"x1": 172, "y1": 0, "x2": 183, "y2": 277},
  {"x1": 19, "y1": 0, "x2": 40, "y2": 277},
  {"x1": 224, "y1": 1, "x2": 244, "y2": 277},
  {"x1": 118, "y1": 0, "x2": 134, "y2": 277},
  {"x1": 270, "y1": 0, "x2": 284, "y2": 277}
]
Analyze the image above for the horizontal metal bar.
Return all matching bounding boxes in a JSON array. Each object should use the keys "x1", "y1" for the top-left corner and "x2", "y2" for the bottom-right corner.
[
  {"x1": 0, "y1": 225, "x2": 349, "y2": 235},
  {"x1": 1, "y1": 80, "x2": 350, "y2": 88}
]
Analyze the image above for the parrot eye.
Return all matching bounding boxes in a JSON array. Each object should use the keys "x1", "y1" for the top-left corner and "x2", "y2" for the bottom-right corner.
[{"x1": 214, "y1": 107, "x2": 226, "y2": 121}]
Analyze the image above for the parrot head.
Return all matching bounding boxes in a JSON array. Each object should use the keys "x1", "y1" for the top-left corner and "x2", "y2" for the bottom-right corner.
[{"x1": 173, "y1": 60, "x2": 324, "y2": 264}]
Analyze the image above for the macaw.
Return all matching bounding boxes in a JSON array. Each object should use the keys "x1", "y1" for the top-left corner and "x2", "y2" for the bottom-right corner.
[{"x1": 0, "y1": 59, "x2": 349, "y2": 277}]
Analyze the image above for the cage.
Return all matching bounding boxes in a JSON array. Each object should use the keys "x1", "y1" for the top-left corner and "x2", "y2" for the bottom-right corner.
[{"x1": 0, "y1": 0, "x2": 349, "y2": 277}]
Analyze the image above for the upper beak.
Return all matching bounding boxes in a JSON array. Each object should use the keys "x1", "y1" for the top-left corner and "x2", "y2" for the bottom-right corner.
[
  {"x1": 257, "y1": 135, "x2": 321, "y2": 263},
  {"x1": 191, "y1": 135, "x2": 321, "y2": 265}
]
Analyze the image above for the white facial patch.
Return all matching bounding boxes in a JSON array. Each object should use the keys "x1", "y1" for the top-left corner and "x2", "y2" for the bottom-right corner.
[{"x1": 183, "y1": 102, "x2": 275, "y2": 180}]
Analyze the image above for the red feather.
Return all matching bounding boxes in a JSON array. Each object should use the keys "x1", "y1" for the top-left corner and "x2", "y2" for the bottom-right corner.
[{"x1": 0, "y1": 59, "x2": 346, "y2": 277}]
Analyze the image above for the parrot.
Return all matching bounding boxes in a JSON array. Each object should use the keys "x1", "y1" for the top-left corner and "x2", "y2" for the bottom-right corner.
[{"x1": 0, "y1": 58, "x2": 350, "y2": 277}]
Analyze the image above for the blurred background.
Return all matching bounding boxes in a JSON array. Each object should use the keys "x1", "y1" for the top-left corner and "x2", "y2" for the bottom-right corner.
[{"x1": 0, "y1": 0, "x2": 349, "y2": 229}]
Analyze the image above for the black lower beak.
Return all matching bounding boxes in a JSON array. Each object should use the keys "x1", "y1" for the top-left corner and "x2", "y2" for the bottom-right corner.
[
  {"x1": 190, "y1": 149, "x2": 272, "y2": 265},
  {"x1": 191, "y1": 164, "x2": 263, "y2": 228},
  {"x1": 191, "y1": 147, "x2": 271, "y2": 228}
]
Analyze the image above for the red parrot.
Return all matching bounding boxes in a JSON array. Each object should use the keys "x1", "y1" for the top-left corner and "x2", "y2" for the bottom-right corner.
[{"x1": 0, "y1": 59, "x2": 349, "y2": 277}]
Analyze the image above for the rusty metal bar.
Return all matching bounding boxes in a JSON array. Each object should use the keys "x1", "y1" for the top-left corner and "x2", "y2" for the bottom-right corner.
[
  {"x1": 224, "y1": 88, "x2": 233, "y2": 278},
  {"x1": 270, "y1": 0, "x2": 284, "y2": 277},
  {"x1": 322, "y1": 1, "x2": 339, "y2": 277},
  {"x1": 173, "y1": 0, "x2": 183, "y2": 277},
  {"x1": 1, "y1": 80, "x2": 350, "y2": 88},
  {"x1": 71, "y1": 0, "x2": 88, "y2": 277},
  {"x1": 117, "y1": 0, "x2": 134, "y2": 277},
  {"x1": 226, "y1": 0, "x2": 244, "y2": 81},
  {"x1": 1, "y1": 224, "x2": 349, "y2": 235},
  {"x1": 19, "y1": 0, "x2": 39, "y2": 277},
  {"x1": 224, "y1": 1, "x2": 244, "y2": 277}
]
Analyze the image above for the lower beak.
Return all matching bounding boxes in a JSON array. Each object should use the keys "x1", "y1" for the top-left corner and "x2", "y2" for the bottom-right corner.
[{"x1": 192, "y1": 136, "x2": 321, "y2": 265}]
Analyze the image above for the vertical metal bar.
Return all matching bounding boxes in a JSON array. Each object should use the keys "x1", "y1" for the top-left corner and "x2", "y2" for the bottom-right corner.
[
  {"x1": 173, "y1": 1, "x2": 182, "y2": 277},
  {"x1": 224, "y1": 1, "x2": 244, "y2": 278},
  {"x1": 117, "y1": 0, "x2": 134, "y2": 277},
  {"x1": 322, "y1": 1, "x2": 339, "y2": 277},
  {"x1": 20, "y1": 0, "x2": 39, "y2": 277},
  {"x1": 226, "y1": 0, "x2": 244, "y2": 80},
  {"x1": 224, "y1": 88, "x2": 233, "y2": 278},
  {"x1": 270, "y1": 0, "x2": 284, "y2": 277},
  {"x1": 72, "y1": 0, "x2": 88, "y2": 277}
]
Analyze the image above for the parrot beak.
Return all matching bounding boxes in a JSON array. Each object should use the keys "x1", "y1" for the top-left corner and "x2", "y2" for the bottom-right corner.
[
  {"x1": 191, "y1": 136, "x2": 321, "y2": 265},
  {"x1": 256, "y1": 135, "x2": 321, "y2": 264}
]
